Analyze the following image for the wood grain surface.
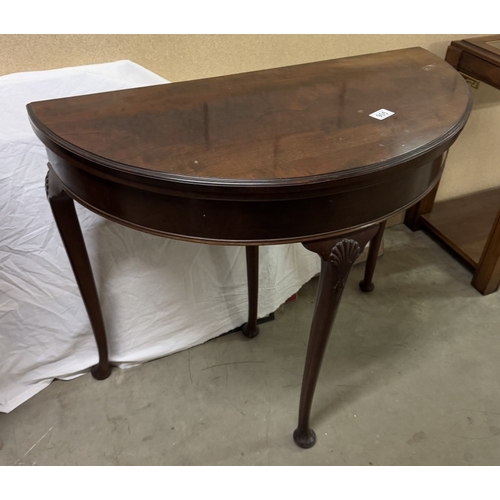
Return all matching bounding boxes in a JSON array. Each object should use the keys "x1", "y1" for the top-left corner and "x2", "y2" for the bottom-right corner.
[{"x1": 28, "y1": 48, "x2": 470, "y2": 188}]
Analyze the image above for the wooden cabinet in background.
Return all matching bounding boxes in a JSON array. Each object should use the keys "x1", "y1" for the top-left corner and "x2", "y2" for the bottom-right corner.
[{"x1": 405, "y1": 35, "x2": 500, "y2": 295}]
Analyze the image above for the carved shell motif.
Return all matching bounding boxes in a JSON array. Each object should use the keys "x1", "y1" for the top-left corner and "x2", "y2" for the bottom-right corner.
[{"x1": 329, "y1": 239, "x2": 361, "y2": 290}]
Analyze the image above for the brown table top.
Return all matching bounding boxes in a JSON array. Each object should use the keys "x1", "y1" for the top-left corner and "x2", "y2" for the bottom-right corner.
[{"x1": 28, "y1": 47, "x2": 470, "y2": 191}]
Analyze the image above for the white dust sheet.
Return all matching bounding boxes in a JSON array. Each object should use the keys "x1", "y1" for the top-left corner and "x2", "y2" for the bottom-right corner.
[{"x1": 0, "y1": 60, "x2": 321, "y2": 413}]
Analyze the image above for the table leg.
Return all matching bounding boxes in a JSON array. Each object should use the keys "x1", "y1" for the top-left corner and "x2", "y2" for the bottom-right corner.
[
  {"x1": 45, "y1": 168, "x2": 111, "y2": 380},
  {"x1": 471, "y1": 207, "x2": 500, "y2": 295},
  {"x1": 404, "y1": 182, "x2": 440, "y2": 231},
  {"x1": 294, "y1": 225, "x2": 378, "y2": 448},
  {"x1": 359, "y1": 221, "x2": 386, "y2": 292},
  {"x1": 242, "y1": 246, "x2": 260, "y2": 338}
]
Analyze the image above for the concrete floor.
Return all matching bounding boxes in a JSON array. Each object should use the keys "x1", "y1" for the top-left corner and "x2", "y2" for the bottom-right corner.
[{"x1": 1, "y1": 225, "x2": 500, "y2": 465}]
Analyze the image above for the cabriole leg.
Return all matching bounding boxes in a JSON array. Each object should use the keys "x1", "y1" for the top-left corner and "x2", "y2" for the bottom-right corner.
[
  {"x1": 242, "y1": 246, "x2": 260, "y2": 338},
  {"x1": 45, "y1": 167, "x2": 111, "y2": 380},
  {"x1": 359, "y1": 221, "x2": 386, "y2": 293},
  {"x1": 294, "y1": 225, "x2": 378, "y2": 448}
]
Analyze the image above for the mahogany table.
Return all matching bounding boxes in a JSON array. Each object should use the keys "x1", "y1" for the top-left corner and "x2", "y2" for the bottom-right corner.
[
  {"x1": 27, "y1": 47, "x2": 471, "y2": 449},
  {"x1": 405, "y1": 35, "x2": 500, "y2": 295}
]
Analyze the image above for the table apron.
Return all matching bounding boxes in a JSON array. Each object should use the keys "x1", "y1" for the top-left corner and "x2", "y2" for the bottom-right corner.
[{"x1": 47, "y1": 151, "x2": 445, "y2": 245}]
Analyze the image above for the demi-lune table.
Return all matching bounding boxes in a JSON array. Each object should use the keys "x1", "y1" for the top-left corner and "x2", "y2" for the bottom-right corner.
[{"x1": 27, "y1": 47, "x2": 471, "y2": 449}]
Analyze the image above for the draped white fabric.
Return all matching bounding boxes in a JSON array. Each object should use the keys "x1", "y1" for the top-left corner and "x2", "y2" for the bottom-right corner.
[{"x1": 0, "y1": 60, "x2": 321, "y2": 413}]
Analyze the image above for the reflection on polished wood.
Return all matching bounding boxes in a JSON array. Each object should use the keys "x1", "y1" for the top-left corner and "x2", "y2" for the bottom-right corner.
[{"x1": 28, "y1": 47, "x2": 471, "y2": 448}]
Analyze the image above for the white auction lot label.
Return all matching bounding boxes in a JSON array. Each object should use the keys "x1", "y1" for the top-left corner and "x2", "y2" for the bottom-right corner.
[{"x1": 369, "y1": 109, "x2": 395, "y2": 120}]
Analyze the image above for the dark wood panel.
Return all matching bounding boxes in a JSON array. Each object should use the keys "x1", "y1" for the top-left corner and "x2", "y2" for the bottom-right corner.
[{"x1": 47, "y1": 146, "x2": 446, "y2": 244}]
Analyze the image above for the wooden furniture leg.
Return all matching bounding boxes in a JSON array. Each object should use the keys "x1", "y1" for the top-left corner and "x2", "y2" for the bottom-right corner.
[
  {"x1": 242, "y1": 246, "x2": 260, "y2": 338},
  {"x1": 359, "y1": 221, "x2": 386, "y2": 292},
  {"x1": 45, "y1": 167, "x2": 111, "y2": 380},
  {"x1": 472, "y1": 207, "x2": 500, "y2": 295},
  {"x1": 294, "y1": 224, "x2": 379, "y2": 448}
]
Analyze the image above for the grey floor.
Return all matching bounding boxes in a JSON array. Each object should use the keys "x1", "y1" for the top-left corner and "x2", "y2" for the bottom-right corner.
[{"x1": 1, "y1": 225, "x2": 499, "y2": 466}]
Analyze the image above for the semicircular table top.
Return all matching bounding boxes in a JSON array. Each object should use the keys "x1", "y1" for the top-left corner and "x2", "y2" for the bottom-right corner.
[
  {"x1": 28, "y1": 47, "x2": 470, "y2": 193},
  {"x1": 27, "y1": 47, "x2": 471, "y2": 450}
]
